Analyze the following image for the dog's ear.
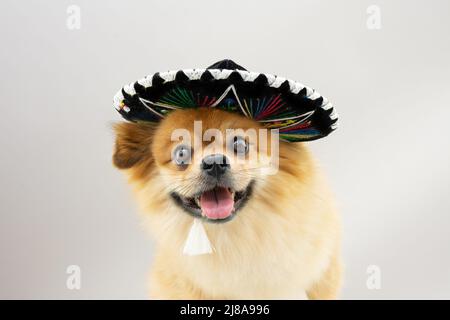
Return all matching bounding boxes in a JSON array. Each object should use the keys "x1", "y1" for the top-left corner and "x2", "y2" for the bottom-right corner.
[{"x1": 112, "y1": 122, "x2": 155, "y2": 169}]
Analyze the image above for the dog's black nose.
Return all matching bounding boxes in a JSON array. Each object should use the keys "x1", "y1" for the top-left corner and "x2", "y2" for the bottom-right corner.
[{"x1": 201, "y1": 154, "x2": 230, "y2": 178}]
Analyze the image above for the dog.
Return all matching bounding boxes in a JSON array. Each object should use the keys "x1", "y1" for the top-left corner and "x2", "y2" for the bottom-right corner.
[{"x1": 113, "y1": 107, "x2": 342, "y2": 299}]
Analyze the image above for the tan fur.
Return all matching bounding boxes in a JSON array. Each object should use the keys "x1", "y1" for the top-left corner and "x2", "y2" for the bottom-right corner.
[{"x1": 113, "y1": 108, "x2": 342, "y2": 299}]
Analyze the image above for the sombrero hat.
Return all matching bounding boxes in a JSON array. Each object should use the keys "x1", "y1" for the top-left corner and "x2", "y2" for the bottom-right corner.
[{"x1": 113, "y1": 59, "x2": 338, "y2": 142}]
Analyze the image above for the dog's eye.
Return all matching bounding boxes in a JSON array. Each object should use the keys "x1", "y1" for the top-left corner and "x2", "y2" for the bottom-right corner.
[
  {"x1": 233, "y1": 136, "x2": 249, "y2": 156},
  {"x1": 172, "y1": 145, "x2": 191, "y2": 166}
]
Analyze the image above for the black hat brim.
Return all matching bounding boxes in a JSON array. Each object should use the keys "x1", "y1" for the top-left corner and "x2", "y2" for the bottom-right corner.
[{"x1": 113, "y1": 67, "x2": 338, "y2": 142}]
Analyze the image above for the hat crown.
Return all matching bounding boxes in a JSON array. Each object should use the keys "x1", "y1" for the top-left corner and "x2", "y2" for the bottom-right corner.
[{"x1": 206, "y1": 59, "x2": 247, "y2": 71}]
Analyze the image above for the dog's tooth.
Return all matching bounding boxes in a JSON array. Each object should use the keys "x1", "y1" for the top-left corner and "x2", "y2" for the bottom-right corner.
[{"x1": 195, "y1": 196, "x2": 200, "y2": 207}]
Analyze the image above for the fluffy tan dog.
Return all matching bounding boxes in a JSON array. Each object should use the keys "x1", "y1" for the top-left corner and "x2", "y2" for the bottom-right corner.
[{"x1": 113, "y1": 107, "x2": 342, "y2": 299}]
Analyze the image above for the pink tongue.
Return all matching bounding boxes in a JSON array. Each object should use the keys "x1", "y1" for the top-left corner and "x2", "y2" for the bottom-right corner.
[{"x1": 200, "y1": 187, "x2": 234, "y2": 219}]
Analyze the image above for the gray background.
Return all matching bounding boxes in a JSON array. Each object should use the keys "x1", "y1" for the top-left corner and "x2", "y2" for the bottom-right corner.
[{"x1": 1, "y1": 0, "x2": 449, "y2": 299}]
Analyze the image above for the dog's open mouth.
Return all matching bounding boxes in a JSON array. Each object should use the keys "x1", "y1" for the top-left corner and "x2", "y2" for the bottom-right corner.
[{"x1": 170, "y1": 182, "x2": 254, "y2": 223}]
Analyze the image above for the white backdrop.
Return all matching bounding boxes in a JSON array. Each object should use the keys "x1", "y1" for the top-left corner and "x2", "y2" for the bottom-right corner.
[{"x1": 1, "y1": 0, "x2": 449, "y2": 299}]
